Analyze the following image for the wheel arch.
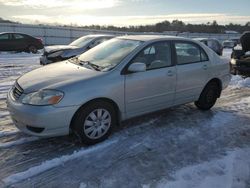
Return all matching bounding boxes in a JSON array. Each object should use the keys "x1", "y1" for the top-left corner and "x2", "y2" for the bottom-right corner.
[{"x1": 70, "y1": 97, "x2": 121, "y2": 130}]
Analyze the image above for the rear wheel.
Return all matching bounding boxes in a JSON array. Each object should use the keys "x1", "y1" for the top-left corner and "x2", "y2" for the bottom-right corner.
[
  {"x1": 71, "y1": 101, "x2": 116, "y2": 145},
  {"x1": 28, "y1": 45, "x2": 38, "y2": 54},
  {"x1": 195, "y1": 82, "x2": 220, "y2": 111}
]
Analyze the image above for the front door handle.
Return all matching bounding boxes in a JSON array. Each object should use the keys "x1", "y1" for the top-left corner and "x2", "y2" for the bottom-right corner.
[{"x1": 203, "y1": 64, "x2": 208, "y2": 70}]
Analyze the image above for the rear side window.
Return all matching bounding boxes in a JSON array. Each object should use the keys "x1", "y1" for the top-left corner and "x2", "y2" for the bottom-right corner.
[
  {"x1": 175, "y1": 42, "x2": 208, "y2": 65},
  {"x1": 13, "y1": 34, "x2": 25, "y2": 39},
  {"x1": 0, "y1": 34, "x2": 9, "y2": 40}
]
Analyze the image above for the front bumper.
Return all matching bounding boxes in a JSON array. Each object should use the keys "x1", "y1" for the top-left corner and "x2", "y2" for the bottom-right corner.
[{"x1": 6, "y1": 91, "x2": 79, "y2": 137}]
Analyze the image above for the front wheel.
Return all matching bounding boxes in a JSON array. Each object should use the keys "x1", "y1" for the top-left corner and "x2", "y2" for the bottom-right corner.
[
  {"x1": 71, "y1": 101, "x2": 116, "y2": 145},
  {"x1": 195, "y1": 82, "x2": 220, "y2": 111}
]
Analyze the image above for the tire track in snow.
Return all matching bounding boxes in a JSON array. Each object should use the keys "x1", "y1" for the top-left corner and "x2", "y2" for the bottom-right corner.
[
  {"x1": 3, "y1": 139, "x2": 118, "y2": 186},
  {"x1": 0, "y1": 130, "x2": 19, "y2": 138},
  {"x1": 0, "y1": 137, "x2": 39, "y2": 148}
]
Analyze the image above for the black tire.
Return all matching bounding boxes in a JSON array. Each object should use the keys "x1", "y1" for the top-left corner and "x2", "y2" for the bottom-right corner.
[
  {"x1": 195, "y1": 82, "x2": 220, "y2": 111},
  {"x1": 28, "y1": 45, "x2": 38, "y2": 54},
  {"x1": 71, "y1": 101, "x2": 116, "y2": 145},
  {"x1": 231, "y1": 67, "x2": 237, "y2": 75}
]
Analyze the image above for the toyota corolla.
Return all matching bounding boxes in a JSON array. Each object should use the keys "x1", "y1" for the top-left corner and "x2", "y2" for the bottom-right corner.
[{"x1": 7, "y1": 35, "x2": 231, "y2": 144}]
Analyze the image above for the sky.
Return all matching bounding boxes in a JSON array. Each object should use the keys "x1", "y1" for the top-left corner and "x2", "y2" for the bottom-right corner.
[{"x1": 0, "y1": 0, "x2": 250, "y2": 26}]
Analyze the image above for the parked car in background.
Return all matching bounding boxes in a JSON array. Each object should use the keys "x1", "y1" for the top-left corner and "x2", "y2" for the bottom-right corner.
[
  {"x1": 222, "y1": 40, "x2": 236, "y2": 48},
  {"x1": 195, "y1": 38, "x2": 223, "y2": 56},
  {"x1": 0, "y1": 32, "x2": 43, "y2": 53},
  {"x1": 230, "y1": 32, "x2": 250, "y2": 76},
  {"x1": 7, "y1": 35, "x2": 231, "y2": 144},
  {"x1": 40, "y1": 34, "x2": 114, "y2": 65},
  {"x1": 230, "y1": 38, "x2": 241, "y2": 46}
]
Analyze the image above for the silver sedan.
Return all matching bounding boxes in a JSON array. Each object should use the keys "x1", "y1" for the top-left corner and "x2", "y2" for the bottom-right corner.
[{"x1": 7, "y1": 35, "x2": 231, "y2": 144}]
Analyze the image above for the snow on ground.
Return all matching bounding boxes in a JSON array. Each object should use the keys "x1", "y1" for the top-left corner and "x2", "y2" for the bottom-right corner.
[
  {"x1": 0, "y1": 50, "x2": 250, "y2": 188},
  {"x1": 0, "y1": 53, "x2": 40, "y2": 109},
  {"x1": 0, "y1": 136, "x2": 39, "y2": 149},
  {"x1": 156, "y1": 148, "x2": 250, "y2": 188},
  {"x1": 223, "y1": 48, "x2": 233, "y2": 58},
  {"x1": 0, "y1": 130, "x2": 19, "y2": 138},
  {"x1": 230, "y1": 75, "x2": 250, "y2": 88}
]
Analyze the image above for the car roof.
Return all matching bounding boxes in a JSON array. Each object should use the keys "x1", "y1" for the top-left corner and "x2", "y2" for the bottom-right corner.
[
  {"x1": 194, "y1": 38, "x2": 219, "y2": 41},
  {"x1": 117, "y1": 35, "x2": 186, "y2": 42},
  {"x1": 84, "y1": 34, "x2": 115, "y2": 38},
  {"x1": 223, "y1": 40, "x2": 234, "y2": 42},
  {"x1": 0, "y1": 32, "x2": 29, "y2": 36}
]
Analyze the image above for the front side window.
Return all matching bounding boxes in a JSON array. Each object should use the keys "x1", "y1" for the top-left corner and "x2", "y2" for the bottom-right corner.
[
  {"x1": 131, "y1": 42, "x2": 172, "y2": 70},
  {"x1": 0, "y1": 34, "x2": 9, "y2": 40},
  {"x1": 175, "y1": 42, "x2": 208, "y2": 65}
]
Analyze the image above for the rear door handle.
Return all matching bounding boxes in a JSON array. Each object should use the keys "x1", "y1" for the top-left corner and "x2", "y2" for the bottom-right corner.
[{"x1": 167, "y1": 70, "x2": 174, "y2": 76}]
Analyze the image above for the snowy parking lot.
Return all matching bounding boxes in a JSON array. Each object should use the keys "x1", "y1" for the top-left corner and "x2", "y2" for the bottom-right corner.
[{"x1": 0, "y1": 49, "x2": 250, "y2": 188}]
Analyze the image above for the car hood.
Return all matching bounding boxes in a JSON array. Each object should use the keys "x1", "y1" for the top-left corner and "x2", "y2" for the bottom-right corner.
[
  {"x1": 17, "y1": 61, "x2": 102, "y2": 93},
  {"x1": 240, "y1": 32, "x2": 250, "y2": 52},
  {"x1": 45, "y1": 45, "x2": 78, "y2": 53}
]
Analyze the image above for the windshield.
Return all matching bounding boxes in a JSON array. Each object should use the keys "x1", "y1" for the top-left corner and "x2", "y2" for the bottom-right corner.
[
  {"x1": 78, "y1": 38, "x2": 143, "y2": 71},
  {"x1": 70, "y1": 36, "x2": 95, "y2": 48}
]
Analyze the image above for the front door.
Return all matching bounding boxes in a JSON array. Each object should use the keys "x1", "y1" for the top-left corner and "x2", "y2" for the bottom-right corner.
[{"x1": 124, "y1": 41, "x2": 176, "y2": 118}]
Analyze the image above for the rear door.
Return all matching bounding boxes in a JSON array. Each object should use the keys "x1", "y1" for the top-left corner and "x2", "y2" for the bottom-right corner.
[
  {"x1": 12, "y1": 34, "x2": 27, "y2": 51},
  {"x1": 174, "y1": 41, "x2": 210, "y2": 105},
  {"x1": 124, "y1": 41, "x2": 176, "y2": 118}
]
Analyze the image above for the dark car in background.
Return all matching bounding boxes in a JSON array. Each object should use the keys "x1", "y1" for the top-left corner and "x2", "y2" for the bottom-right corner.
[
  {"x1": 195, "y1": 38, "x2": 223, "y2": 56},
  {"x1": 0, "y1": 32, "x2": 43, "y2": 53},
  {"x1": 230, "y1": 32, "x2": 250, "y2": 76},
  {"x1": 40, "y1": 34, "x2": 114, "y2": 65}
]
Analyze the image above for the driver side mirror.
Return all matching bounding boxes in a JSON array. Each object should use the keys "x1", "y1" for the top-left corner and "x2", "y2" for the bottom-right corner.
[{"x1": 127, "y1": 62, "x2": 146, "y2": 73}]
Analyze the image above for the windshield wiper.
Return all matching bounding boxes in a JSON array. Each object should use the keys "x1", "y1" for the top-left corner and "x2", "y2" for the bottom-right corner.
[
  {"x1": 68, "y1": 56, "x2": 80, "y2": 63},
  {"x1": 79, "y1": 60, "x2": 102, "y2": 71},
  {"x1": 69, "y1": 57, "x2": 102, "y2": 71}
]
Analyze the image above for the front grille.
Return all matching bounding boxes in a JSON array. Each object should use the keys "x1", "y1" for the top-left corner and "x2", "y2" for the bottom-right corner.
[{"x1": 12, "y1": 82, "x2": 24, "y2": 100}]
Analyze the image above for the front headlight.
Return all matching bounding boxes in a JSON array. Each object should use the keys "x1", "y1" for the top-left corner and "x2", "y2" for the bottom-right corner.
[
  {"x1": 22, "y1": 90, "x2": 64, "y2": 106},
  {"x1": 48, "y1": 51, "x2": 64, "y2": 58},
  {"x1": 231, "y1": 59, "x2": 237, "y2": 65}
]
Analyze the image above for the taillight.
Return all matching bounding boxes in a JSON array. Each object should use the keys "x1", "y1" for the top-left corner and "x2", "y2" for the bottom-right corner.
[{"x1": 37, "y1": 38, "x2": 43, "y2": 44}]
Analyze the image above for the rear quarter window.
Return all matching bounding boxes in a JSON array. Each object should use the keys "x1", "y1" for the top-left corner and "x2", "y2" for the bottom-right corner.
[{"x1": 13, "y1": 34, "x2": 25, "y2": 39}]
